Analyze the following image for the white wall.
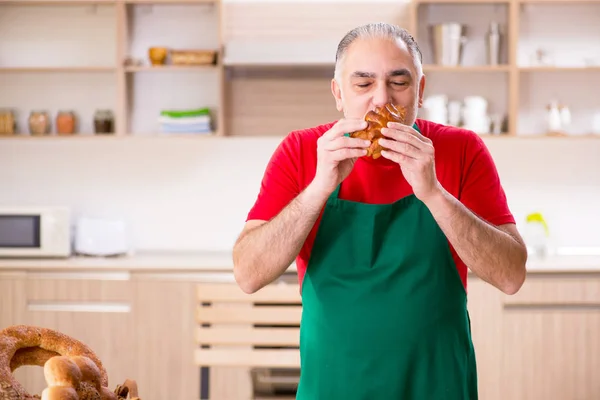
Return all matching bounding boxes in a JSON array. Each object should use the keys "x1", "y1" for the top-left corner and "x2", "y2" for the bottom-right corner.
[
  {"x1": 1, "y1": 136, "x2": 599, "y2": 253},
  {"x1": 1, "y1": 1, "x2": 599, "y2": 254}
]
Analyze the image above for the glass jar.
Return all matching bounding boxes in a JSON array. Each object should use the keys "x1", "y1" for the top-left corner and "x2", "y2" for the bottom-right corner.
[
  {"x1": 29, "y1": 111, "x2": 50, "y2": 136},
  {"x1": 56, "y1": 110, "x2": 77, "y2": 135},
  {"x1": 94, "y1": 109, "x2": 115, "y2": 134},
  {"x1": 0, "y1": 109, "x2": 16, "y2": 135}
]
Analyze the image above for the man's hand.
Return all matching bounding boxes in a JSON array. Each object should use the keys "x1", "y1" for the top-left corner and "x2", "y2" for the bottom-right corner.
[
  {"x1": 378, "y1": 122, "x2": 441, "y2": 203},
  {"x1": 312, "y1": 119, "x2": 371, "y2": 195}
]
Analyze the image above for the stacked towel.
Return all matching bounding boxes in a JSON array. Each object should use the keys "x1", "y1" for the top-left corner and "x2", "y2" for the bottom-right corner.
[{"x1": 159, "y1": 108, "x2": 213, "y2": 134}]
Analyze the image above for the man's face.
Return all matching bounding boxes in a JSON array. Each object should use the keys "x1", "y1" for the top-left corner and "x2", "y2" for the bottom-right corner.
[{"x1": 331, "y1": 36, "x2": 426, "y2": 126}]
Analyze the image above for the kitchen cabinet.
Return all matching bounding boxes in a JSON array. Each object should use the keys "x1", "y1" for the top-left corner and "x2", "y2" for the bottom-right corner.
[
  {"x1": 132, "y1": 275, "x2": 199, "y2": 400},
  {"x1": 16, "y1": 271, "x2": 137, "y2": 395},
  {"x1": 0, "y1": 272, "x2": 27, "y2": 329},
  {"x1": 500, "y1": 274, "x2": 600, "y2": 400},
  {"x1": 466, "y1": 277, "x2": 504, "y2": 400},
  {"x1": 2, "y1": 264, "x2": 600, "y2": 400}
]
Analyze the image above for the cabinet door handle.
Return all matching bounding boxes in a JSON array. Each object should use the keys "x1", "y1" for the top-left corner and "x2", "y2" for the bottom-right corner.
[
  {"x1": 504, "y1": 303, "x2": 600, "y2": 311},
  {"x1": 255, "y1": 374, "x2": 300, "y2": 385},
  {"x1": 27, "y1": 301, "x2": 131, "y2": 313}
]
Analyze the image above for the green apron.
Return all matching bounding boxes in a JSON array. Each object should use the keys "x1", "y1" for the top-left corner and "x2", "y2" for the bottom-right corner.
[{"x1": 296, "y1": 126, "x2": 478, "y2": 400}]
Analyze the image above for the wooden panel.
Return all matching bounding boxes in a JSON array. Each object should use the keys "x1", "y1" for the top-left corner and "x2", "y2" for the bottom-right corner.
[
  {"x1": 503, "y1": 275, "x2": 600, "y2": 305},
  {"x1": 197, "y1": 282, "x2": 301, "y2": 302},
  {"x1": 0, "y1": 272, "x2": 27, "y2": 329},
  {"x1": 502, "y1": 311, "x2": 600, "y2": 400},
  {"x1": 466, "y1": 278, "x2": 504, "y2": 400},
  {"x1": 196, "y1": 348, "x2": 300, "y2": 368},
  {"x1": 26, "y1": 273, "x2": 130, "y2": 303},
  {"x1": 223, "y1": 2, "x2": 412, "y2": 41},
  {"x1": 23, "y1": 279, "x2": 136, "y2": 397},
  {"x1": 133, "y1": 279, "x2": 199, "y2": 400},
  {"x1": 197, "y1": 326, "x2": 300, "y2": 346},
  {"x1": 225, "y1": 72, "x2": 341, "y2": 136},
  {"x1": 197, "y1": 305, "x2": 302, "y2": 324}
]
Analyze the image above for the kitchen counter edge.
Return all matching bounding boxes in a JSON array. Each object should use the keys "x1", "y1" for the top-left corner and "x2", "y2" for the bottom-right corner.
[{"x1": 0, "y1": 251, "x2": 599, "y2": 274}]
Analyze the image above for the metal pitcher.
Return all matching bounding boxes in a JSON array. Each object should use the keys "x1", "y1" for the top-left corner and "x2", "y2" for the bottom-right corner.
[{"x1": 430, "y1": 23, "x2": 467, "y2": 66}]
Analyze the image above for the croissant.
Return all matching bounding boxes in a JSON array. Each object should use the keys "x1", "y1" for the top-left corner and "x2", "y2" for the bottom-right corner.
[{"x1": 350, "y1": 103, "x2": 407, "y2": 159}]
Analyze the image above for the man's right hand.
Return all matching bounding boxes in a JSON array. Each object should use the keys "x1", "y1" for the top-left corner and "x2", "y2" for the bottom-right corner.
[{"x1": 311, "y1": 118, "x2": 371, "y2": 196}]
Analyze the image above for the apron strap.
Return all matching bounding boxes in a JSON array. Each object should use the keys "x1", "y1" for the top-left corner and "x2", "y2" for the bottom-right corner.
[{"x1": 331, "y1": 184, "x2": 342, "y2": 199}]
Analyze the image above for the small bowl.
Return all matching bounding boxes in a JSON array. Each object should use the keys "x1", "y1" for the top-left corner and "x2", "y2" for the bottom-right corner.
[{"x1": 148, "y1": 47, "x2": 168, "y2": 65}]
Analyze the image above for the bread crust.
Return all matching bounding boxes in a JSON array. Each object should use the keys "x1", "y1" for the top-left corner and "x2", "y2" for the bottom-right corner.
[
  {"x1": 350, "y1": 103, "x2": 407, "y2": 159},
  {"x1": 0, "y1": 325, "x2": 108, "y2": 400}
]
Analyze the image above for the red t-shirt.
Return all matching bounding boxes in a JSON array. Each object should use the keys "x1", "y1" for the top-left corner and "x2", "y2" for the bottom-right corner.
[{"x1": 246, "y1": 119, "x2": 515, "y2": 291}]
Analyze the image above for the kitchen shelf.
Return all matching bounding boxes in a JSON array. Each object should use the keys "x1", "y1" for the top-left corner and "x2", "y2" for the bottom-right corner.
[
  {"x1": 0, "y1": 132, "x2": 218, "y2": 139},
  {"x1": 416, "y1": 0, "x2": 509, "y2": 3},
  {"x1": 124, "y1": 0, "x2": 216, "y2": 3},
  {"x1": 519, "y1": 0, "x2": 600, "y2": 3},
  {"x1": 124, "y1": 65, "x2": 218, "y2": 72},
  {"x1": 1, "y1": 0, "x2": 599, "y2": 139},
  {"x1": 424, "y1": 65, "x2": 511, "y2": 72},
  {"x1": 0, "y1": 67, "x2": 116, "y2": 73},
  {"x1": 0, "y1": 0, "x2": 116, "y2": 3},
  {"x1": 410, "y1": 0, "x2": 600, "y2": 137},
  {"x1": 519, "y1": 66, "x2": 600, "y2": 72}
]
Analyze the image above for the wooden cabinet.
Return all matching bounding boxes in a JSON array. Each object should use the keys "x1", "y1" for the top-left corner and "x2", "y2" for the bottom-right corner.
[
  {"x1": 2, "y1": 269, "x2": 600, "y2": 400},
  {"x1": 501, "y1": 274, "x2": 600, "y2": 400},
  {"x1": 466, "y1": 277, "x2": 504, "y2": 400},
  {"x1": 13, "y1": 271, "x2": 137, "y2": 396},
  {"x1": 0, "y1": 272, "x2": 27, "y2": 329},
  {"x1": 467, "y1": 273, "x2": 600, "y2": 400},
  {"x1": 132, "y1": 275, "x2": 199, "y2": 400}
]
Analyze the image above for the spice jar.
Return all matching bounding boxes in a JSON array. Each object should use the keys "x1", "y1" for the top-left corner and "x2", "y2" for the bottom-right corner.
[
  {"x1": 0, "y1": 109, "x2": 16, "y2": 135},
  {"x1": 94, "y1": 110, "x2": 114, "y2": 134},
  {"x1": 29, "y1": 111, "x2": 50, "y2": 136},
  {"x1": 56, "y1": 111, "x2": 77, "y2": 135}
]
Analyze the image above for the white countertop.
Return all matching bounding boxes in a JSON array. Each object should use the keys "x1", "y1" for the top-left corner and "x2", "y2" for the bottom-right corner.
[
  {"x1": 0, "y1": 251, "x2": 238, "y2": 271},
  {"x1": 0, "y1": 251, "x2": 598, "y2": 273}
]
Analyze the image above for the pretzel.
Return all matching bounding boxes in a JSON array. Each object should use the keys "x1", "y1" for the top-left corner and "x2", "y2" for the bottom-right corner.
[
  {"x1": 0, "y1": 325, "x2": 109, "y2": 399},
  {"x1": 1, "y1": 326, "x2": 141, "y2": 400},
  {"x1": 350, "y1": 103, "x2": 407, "y2": 159}
]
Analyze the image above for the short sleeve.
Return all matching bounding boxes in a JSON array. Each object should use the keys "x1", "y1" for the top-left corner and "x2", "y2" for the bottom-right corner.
[
  {"x1": 246, "y1": 132, "x2": 301, "y2": 222},
  {"x1": 459, "y1": 134, "x2": 515, "y2": 226}
]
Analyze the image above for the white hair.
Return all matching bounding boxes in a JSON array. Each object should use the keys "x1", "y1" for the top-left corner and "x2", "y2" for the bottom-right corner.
[{"x1": 333, "y1": 22, "x2": 423, "y2": 82}]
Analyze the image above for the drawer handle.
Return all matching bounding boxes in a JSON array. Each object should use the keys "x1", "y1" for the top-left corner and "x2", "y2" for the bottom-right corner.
[
  {"x1": 27, "y1": 301, "x2": 131, "y2": 313},
  {"x1": 504, "y1": 303, "x2": 600, "y2": 311},
  {"x1": 255, "y1": 374, "x2": 299, "y2": 385}
]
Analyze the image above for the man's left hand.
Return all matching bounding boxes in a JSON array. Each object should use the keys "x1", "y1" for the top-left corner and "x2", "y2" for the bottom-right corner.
[{"x1": 378, "y1": 122, "x2": 441, "y2": 203}]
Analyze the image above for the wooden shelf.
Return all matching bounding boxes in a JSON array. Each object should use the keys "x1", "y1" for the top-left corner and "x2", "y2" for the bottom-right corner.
[
  {"x1": 519, "y1": 0, "x2": 600, "y2": 3},
  {"x1": 0, "y1": 132, "x2": 218, "y2": 139},
  {"x1": 519, "y1": 66, "x2": 600, "y2": 72},
  {"x1": 416, "y1": 0, "x2": 509, "y2": 3},
  {"x1": 0, "y1": 67, "x2": 116, "y2": 72},
  {"x1": 0, "y1": 0, "x2": 116, "y2": 4},
  {"x1": 124, "y1": 65, "x2": 218, "y2": 72},
  {"x1": 124, "y1": 0, "x2": 216, "y2": 3},
  {"x1": 2, "y1": 0, "x2": 599, "y2": 139},
  {"x1": 424, "y1": 65, "x2": 511, "y2": 72}
]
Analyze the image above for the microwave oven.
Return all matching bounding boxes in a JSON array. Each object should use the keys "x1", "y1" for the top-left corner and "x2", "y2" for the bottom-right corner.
[{"x1": 0, "y1": 206, "x2": 71, "y2": 258}]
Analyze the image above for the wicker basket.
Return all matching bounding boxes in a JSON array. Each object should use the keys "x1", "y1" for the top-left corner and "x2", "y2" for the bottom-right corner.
[{"x1": 171, "y1": 50, "x2": 216, "y2": 66}]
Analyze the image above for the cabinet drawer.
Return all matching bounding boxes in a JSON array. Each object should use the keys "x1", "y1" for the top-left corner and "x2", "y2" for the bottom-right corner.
[
  {"x1": 26, "y1": 271, "x2": 132, "y2": 305},
  {"x1": 504, "y1": 274, "x2": 600, "y2": 308}
]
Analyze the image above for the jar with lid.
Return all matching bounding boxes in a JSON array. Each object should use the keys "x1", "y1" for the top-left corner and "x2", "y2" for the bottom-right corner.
[
  {"x1": 29, "y1": 111, "x2": 50, "y2": 136},
  {"x1": 0, "y1": 109, "x2": 16, "y2": 135},
  {"x1": 94, "y1": 109, "x2": 114, "y2": 134},
  {"x1": 56, "y1": 111, "x2": 77, "y2": 135}
]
